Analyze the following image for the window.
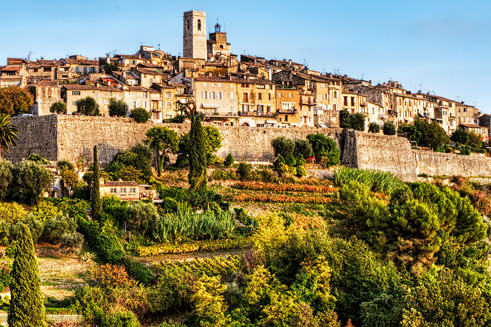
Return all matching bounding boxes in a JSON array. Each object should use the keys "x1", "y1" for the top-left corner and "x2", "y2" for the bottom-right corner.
[
  {"x1": 110, "y1": 188, "x2": 117, "y2": 194},
  {"x1": 243, "y1": 93, "x2": 249, "y2": 102},
  {"x1": 144, "y1": 101, "x2": 147, "y2": 108},
  {"x1": 129, "y1": 187, "x2": 136, "y2": 194},
  {"x1": 187, "y1": 20, "x2": 190, "y2": 30},
  {"x1": 133, "y1": 101, "x2": 137, "y2": 107},
  {"x1": 267, "y1": 106, "x2": 271, "y2": 114},
  {"x1": 202, "y1": 91, "x2": 207, "y2": 99},
  {"x1": 351, "y1": 97, "x2": 355, "y2": 107},
  {"x1": 120, "y1": 188, "x2": 127, "y2": 194},
  {"x1": 230, "y1": 84, "x2": 233, "y2": 88},
  {"x1": 242, "y1": 104, "x2": 250, "y2": 112},
  {"x1": 333, "y1": 104, "x2": 337, "y2": 110},
  {"x1": 211, "y1": 83, "x2": 215, "y2": 87},
  {"x1": 279, "y1": 92, "x2": 283, "y2": 97},
  {"x1": 165, "y1": 92, "x2": 172, "y2": 98},
  {"x1": 166, "y1": 102, "x2": 172, "y2": 109},
  {"x1": 321, "y1": 84, "x2": 326, "y2": 87},
  {"x1": 334, "y1": 91, "x2": 338, "y2": 98},
  {"x1": 219, "y1": 92, "x2": 223, "y2": 100},
  {"x1": 203, "y1": 82, "x2": 207, "y2": 87},
  {"x1": 72, "y1": 91, "x2": 81, "y2": 95},
  {"x1": 217, "y1": 83, "x2": 222, "y2": 87},
  {"x1": 289, "y1": 93, "x2": 293, "y2": 98},
  {"x1": 230, "y1": 92, "x2": 234, "y2": 100},
  {"x1": 258, "y1": 93, "x2": 263, "y2": 100},
  {"x1": 285, "y1": 115, "x2": 289, "y2": 122},
  {"x1": 343, "y1": 96, "x2": 348, "y2": 106},
  {"x1": 198, "y1": 19, "x2": 202, "y2": 31},
  {"x1": 258, "y1": 105, "x2": 264, "y2": 114}
]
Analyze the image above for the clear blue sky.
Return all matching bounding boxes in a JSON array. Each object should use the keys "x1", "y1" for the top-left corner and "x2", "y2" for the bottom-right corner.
[{"x1": 2, "y1": 0, "x2": 490, "y2": 113}]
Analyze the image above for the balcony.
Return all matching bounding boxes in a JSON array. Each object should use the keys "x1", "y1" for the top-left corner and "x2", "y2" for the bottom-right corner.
[
  {"x1": 277, "y1": 109, "x2": 297, "y2": 114},
  {"x1": 239, "y1": 111, "x2": 275, "y2": 118}
]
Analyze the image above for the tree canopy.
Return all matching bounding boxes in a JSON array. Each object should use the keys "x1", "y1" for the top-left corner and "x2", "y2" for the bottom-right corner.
[
  {"x1": 108, "y1": 98, "x2": 128, "y2": 117},
  {"x1": 145, "y1": 126, "x2": 180, "y2": 176},
  {"x1": 49, "y1": 101, "x2": 67, "y2": 114},
  {"x1": 76, "y1": 97, "x2": 100, "y2": 116},
  {"x1": 8, "y1": 223, "x2": 46, "y2": 327},
  {"x1": 0, "y1": 86, "x2": 33, "y2": 116}
]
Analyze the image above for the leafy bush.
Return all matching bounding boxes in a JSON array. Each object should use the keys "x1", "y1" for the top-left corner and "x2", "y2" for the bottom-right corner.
[
  {"x1": 49, "y1": 101, "x2": 67, "y2": 114},
  {"x1": 368, "y1": 122, "x2": 381, "y2": 133},
  {"x1": 125, "y1": 202, "x2": 159, "y2": 237},
  {"x1": 296, "y1": 166, "x2": 307, "y2": 177},
  {"x1": 224, "y1": 153, "x2": 235, "y2": 167},
  {"x1": 383, "y1": 122, "x2": 397, "y2": 135},
  {"x1": 108, "y1": 98, "x2": 129, "y2": 117},
  {"x1": 271, "y1": 136, "x2": 294, "y2": 158},
  {"x1": 293, "y1": 139, "x2": 313, "y2": 159},
  {"x1": 0, "y1": 160, "x2": 13, "y2": 201},
  {"x1": 76, "y1": 97, "x2": 100, "y2": 116},
  {"x1": 9, "y1": 160, "x2": 54, "y2": 205},
  {"x1": 237, "y1": 162, "x2": 253, "y2": 180},
  {"x1": 137, "y1": 238, "x2": 251, "y2": 256},
  {"x1": 26, "y1": 154, "x2": 50, "y2": 165},
  {"x1": 129, "y1": 108, "x2": 151, "y2": 123},
  {"x1": 351, "y1": 113, "x2": 365, "y2": 131},
  {"x1": 306, "y1": 133, "x2": 340, "y2": 167},
  {"x1": 56, "y1": 159, "x2": 74, "y2": 171}
]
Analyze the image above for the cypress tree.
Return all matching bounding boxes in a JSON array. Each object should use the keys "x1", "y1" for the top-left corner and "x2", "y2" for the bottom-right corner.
[
  {"x1": 92, "y1": 145, "x2": 102, "y2": 219},
  {"x1": 8, "y1": 223, "x2": 46, "y2": 327},
  {"x1": 188, "y1": 111, "x2": 207, "y2": 193}
]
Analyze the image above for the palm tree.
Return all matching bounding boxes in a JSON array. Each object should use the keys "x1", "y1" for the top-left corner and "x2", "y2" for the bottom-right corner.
[{"x1": 0, "y1": 114, "x2": 18, "y2": 158}]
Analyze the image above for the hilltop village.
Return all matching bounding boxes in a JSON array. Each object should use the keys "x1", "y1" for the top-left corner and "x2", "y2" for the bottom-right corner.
[{"x1": 1, "y1": 10, "x2": 489, "y2": 139}]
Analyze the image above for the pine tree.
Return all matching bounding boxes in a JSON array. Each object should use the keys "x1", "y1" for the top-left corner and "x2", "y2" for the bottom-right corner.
[
  {"x1": 8, "y1": 223, "x2": 46, "y2": 327},
  {"x1": 92, "y1": 145, "x2": 102, "y2": 220},
  {"x1": 188, "y1": 111, "x2": 207, "y2": 193}
]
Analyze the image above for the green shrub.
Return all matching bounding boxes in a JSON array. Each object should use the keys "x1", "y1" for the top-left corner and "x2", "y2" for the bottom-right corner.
[
  {"x1": 161, "y1": 197, "x2": 179, "y2": 213},
  {"x1": 271, "y1": 136, "x2": 294, "y2": 158},
  {"x1": 296, "y1": 166, "x2": 307, "y2": 177},
  {"x1": 26, "y1": 154, "x2": 50, "y2": 165},
  {"x1": 237, "y1": 162, "x2": 253, "y2": 180},
  {"x1": 130, "y1": 108, "x2": 151, "y2": 123},
  {"x1": 56, "y1": 159, "x2": 74, "y2": 171},
  {"x1": 76, "y1": 97, "x2": 100, "y2": 116},
  {"x1": 108, "y1": 98, "x2": 129, "y2": 117},
  {"x1": 368, "y1": 122, "x2": 381, "y2": 133},
  {"x1": 383, "y1": 122, "x2": 397, "y2": 135},
  {"x1": 125, "y1": 202, "x2": 159, "y2": 237},
  {"x1": 285, "y1": 155, "x2": 296, "y2": 167},
  {"x1": 121, "y1": 258, "x2": 154, "y2": 285},
  {"x1": 224, "y1": 153, "x2": 235, "y2": 167},
  {"x1": 49, "y1": 101, "x2": 67, "y2": 114}
]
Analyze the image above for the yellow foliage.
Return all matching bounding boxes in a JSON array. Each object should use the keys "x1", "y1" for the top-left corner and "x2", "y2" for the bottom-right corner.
[{"x1": 0, "y1": 202, "x2": 27, "y2": 224}]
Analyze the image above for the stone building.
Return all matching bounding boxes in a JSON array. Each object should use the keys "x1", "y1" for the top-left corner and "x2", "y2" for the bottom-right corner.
[
  {"x1": 275, "y1": 87, "x2": 299, "y2": 127},
  {"x1": 31, "y1": 80, "x2": 63, "y2": 116},
  {"x1": 237, "y1": 79, "x2": 277, "y2": 127},
  {"x1": 61, "y1": 84, "x2": 163, "y2": 121},
  {"x1": 192, "y1": 76, "x2": 239, "y2": 124},
  {"x1": 60, "y1": 55, "x2": 99, "y2": 76},
  {"x1": 207, "y1": 23, "x2": 231, "y2": 62},
  {"x1": 183, "y1": 11, "x2": 207, "y2": 60}
]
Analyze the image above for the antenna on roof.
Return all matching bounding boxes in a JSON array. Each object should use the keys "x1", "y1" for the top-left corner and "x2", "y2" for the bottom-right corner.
[
  {"x1": 139, "y1": 42, "x2": 144, "y2": 46},
  {"x1": 27, "y1": 51, "x2": 33, "y2": 61},
  {"x1": 361, "y1": 74, "x2": 364, "y2": 80},
  {"x1": 158, "y1": 43, "x2": 160, "y2": 49}
]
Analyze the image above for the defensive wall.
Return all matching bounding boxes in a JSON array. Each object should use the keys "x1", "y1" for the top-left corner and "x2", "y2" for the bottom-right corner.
[
  {"x1": 342, "y1": 131, "x2": 491, "y2": 182},
  {"x1": 4, "y1": 115, "x2": 342, "y2": 165},
  {"x1": 5, "y1": 116, "x2": 491, "y2": 182}
]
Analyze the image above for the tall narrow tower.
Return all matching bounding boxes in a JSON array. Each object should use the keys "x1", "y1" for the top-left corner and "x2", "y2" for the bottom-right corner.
[{"x1": 183, "y1": 11, "x2": 207, "y2": 60}]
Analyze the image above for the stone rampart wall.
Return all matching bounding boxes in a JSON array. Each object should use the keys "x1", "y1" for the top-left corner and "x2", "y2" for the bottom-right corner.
[
  {"x1": 414, "y1": 151, "x2": 491, "y2": 177},
  {"x1": 4, "y1": 116, "x2": 342, "y2": 165},
  {"x1": 3, "y1": 115, "x2": 58, "y2": 163}
]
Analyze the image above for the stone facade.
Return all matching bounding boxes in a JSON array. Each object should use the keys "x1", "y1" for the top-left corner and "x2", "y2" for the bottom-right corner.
[{"x1": 183, "y1": 11, "x2": 207, "y2": 60}]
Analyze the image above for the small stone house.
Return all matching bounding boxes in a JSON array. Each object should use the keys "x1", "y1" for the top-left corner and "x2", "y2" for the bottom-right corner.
[{"x1": 100, "y1": 181, "x2": 140, "y2": 201}]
